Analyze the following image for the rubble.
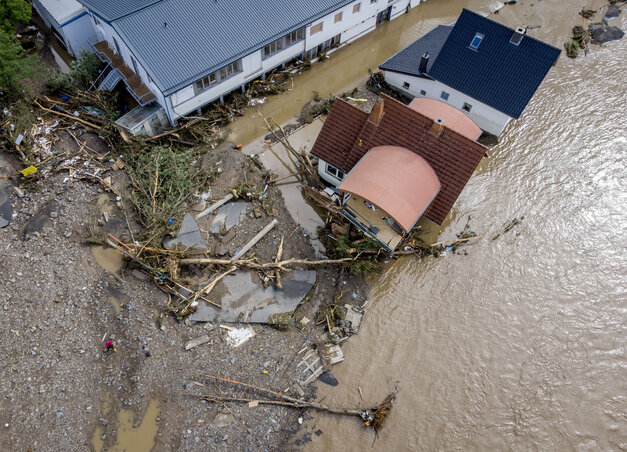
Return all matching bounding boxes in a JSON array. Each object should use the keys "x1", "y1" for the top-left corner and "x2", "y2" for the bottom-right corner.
[
  {"x1": 189, "y1": 270, "x2": 316, "y2": 323},
  {"x1": 163, "y1": 213, "x2": 207, "y2": 251}
]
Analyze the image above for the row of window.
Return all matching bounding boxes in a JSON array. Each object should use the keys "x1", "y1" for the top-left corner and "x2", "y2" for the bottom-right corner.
[
  {"x1": 312, "y1": 0, "x2": 375, "y2": 36},
  {"x1": 263, "y1": 28, "x2": 305, "y2": 59},
  {"x1": 400, "y1": 82, "x2": 473, "y2": 112},
  {"x1": 194, "y1": 60, "x2": 242, "y2": 94}
]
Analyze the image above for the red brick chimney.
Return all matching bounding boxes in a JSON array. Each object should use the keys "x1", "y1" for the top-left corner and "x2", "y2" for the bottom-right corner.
[{"x1": 368, "y1": 97, "x2": 384, "y2": 124}]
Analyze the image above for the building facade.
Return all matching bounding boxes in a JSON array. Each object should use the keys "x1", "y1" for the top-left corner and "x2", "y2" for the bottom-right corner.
[{"x1": 36, "y1": 0, "x2": 426, "y2": 130}]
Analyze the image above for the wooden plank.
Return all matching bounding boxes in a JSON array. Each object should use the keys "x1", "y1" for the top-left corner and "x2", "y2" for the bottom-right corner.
[
  {"x1": 231, "y1": 219, "x2": 278, "y2": 261},
  {"x1": 195, "y1": 193, "x2": 233, "y2": 219}
]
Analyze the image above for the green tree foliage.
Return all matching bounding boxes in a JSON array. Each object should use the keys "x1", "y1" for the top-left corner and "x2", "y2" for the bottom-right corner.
[
  {"x1": 0, "y1": 30, "x2": 36, "y2": 100},
  {"x1": 0, "y1": 0, "x2": 36, "y2": 101},
  {"x1": 0, "y1": 0, "x2": 31, "y2": 33}
]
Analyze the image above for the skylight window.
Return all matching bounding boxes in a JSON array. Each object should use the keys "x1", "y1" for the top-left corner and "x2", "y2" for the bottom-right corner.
[{"x1": 469, "y1": 33, "x2": 484, "y2": 50}]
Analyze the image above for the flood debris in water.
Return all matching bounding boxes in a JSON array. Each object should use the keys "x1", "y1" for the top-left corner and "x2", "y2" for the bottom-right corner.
[
  {"x1": 564, "y1": 4, "x2": 624, "y2": 58},
  {"x1": 492, "y1": 216, "x2": 525, "y2": 240},
  {"x1": 195, "y1": 375, "x2": 397, "y2": 433}
]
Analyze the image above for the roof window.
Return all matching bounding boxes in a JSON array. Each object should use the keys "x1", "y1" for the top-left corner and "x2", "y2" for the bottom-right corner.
[{"x1": 469, "y1": 33, "x2": 484, "y2": 50}]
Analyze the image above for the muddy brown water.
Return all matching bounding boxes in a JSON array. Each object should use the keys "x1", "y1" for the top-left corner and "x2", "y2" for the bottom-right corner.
[
  {"x1": 85, "y1": 0, "x2": 625, "y2": 449},
  {"x1": 294, "y1": 1, "x2": 626, "y2": 450}
]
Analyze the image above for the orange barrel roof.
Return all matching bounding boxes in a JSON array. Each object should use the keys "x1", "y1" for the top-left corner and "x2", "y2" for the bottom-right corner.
[
  {"x1": 409, "y1": 97, "x2": 482, "y2": 141},
  {"x1": 338, "y1": 146, "x2": 441, "y2": 231}
]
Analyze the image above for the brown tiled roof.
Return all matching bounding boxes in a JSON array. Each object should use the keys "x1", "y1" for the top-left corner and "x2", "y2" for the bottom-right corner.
[
  {"x1": 310, "y1": 94, "x2": 486, "y2": 225},
  {"x1": 310, "y1": 99, "x2": 368, "y2": 171}
]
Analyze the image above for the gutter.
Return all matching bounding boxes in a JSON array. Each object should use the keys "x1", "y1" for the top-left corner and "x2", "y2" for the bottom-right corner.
[{"x1": 60, "y1": 10, "x2": 88, "y2": 28}]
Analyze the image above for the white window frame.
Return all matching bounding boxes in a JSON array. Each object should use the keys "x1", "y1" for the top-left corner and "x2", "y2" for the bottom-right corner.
[
  {"x1": 326, "y1": 163, "x2": 345, "y2": 180},
  {"x1": 469, "y1": 33, "x2": 484, "y2": 50},
  {"x1": 194, "y1": 73, "x2": 217, "y2": 94},
  {"x1": 220, "y1": 60, "x2": 241, "y2": 80}
]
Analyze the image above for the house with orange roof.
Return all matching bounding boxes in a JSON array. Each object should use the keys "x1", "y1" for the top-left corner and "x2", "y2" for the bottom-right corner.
[{"x1": 310, "y1": 94, "x2": 487, "y2": 250}]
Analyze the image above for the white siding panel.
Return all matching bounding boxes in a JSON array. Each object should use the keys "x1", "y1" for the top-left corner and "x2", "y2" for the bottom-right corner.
[{"x1": 384, "y1": 71, "x2": 512, "y2": 135}]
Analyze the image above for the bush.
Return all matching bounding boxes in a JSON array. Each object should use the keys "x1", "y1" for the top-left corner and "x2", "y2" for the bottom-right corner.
[
  {"x1": 0, "y1": 29, "x2": 37, "y2": 103},
  {"x1": 45, "y1": 50, "x2": 103, "y2": 94},
  {"x1": 70, "y1": 50, "x2": 103, "y2": 90}
]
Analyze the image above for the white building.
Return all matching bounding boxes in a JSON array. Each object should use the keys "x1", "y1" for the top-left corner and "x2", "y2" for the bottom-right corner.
[
  {"x1": 32, "y1": 0, "x2": 96, "y2": 58},
  {"x1": 379, "y1": 9, "x2": 561, "y2": 136},
  {"x1": 34, "y1": 0, "x2": 425, "y2": 132}
]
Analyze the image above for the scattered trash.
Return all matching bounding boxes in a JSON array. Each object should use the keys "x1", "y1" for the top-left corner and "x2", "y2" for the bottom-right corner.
[
  {"x1": 226, "y1": 325, "x2": 256, "y2": 347},
  {"x1": 20, "y1": 166, "x2": 37, "y2": 176}
]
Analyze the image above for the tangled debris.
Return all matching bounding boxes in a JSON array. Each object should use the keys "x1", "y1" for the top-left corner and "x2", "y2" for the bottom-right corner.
[{"x1": 195, "y1": 375, "x2": 397, "y2": 433}]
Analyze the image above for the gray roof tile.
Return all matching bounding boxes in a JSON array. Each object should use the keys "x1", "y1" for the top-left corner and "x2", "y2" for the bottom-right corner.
[{"x1": 379, "y1": 24, "x2": 452, "y2": 75}]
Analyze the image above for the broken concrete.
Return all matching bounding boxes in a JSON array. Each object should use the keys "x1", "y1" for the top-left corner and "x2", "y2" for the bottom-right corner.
[
  {"x1": 210, "y1": 202, "x2": 248, "y2": 234},
  {"x1": 604, "y1": 5, "x2": 620, "y2": 20},
  {"x1": 163, "y1": 213, "x2": 207, "y2": 251},
  {"x1": 23, "y1": 201, "x2": 60, "y2": 238},
  {"x1": 0, "y1": 183, "x2": 12, "y2": 228},
  {"x1": 189, "y1": 270, "x2": 316, "y2": 323}
]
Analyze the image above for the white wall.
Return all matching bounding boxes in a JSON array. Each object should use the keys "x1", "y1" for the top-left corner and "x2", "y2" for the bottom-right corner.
[
  {"x1": 61, "y1": 14, "x2": 97, "y2": 57},
  {"x1": 84, "y1": 0, "x2": 426, "y2": 124},
  {"x1": 384, "y1": 71, "x2": 512, "y2": 135},
  {"x1": 317, "y1": 160, "x2": 345, "y2": 186}
]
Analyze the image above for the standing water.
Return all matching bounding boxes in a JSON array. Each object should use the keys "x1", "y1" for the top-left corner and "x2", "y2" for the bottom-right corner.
[{"x1": 297, "y1": 0, "x2": 627, "y2": 450}]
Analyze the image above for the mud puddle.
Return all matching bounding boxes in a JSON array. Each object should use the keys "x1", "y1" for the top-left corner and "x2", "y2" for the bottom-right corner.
[{"x1": 92, "y1": 399, "x2": 161, "y2": 452}]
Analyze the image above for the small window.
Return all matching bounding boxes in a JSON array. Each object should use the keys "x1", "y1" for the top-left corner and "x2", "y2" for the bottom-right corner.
[
  {"x1": 370, "y1": 0, "x2": 377, "y2": 3},
  {"x1": 334, "y1": 12, "x2": 343, "y2": 23},
  {"x1": 93, "y1": 15, "x2": 101, "y2": 26},
  {"x1": 469, "y1": 33, "x2": 484, "y2": 50},
  {"x1": 147, "y1": 72, "x2": 153, "y2": 84},
  {"x1": 310, "y1": 22, "x2": 323, "y2": 35},
  {"x1": 219, "y1": 60, "x2": 241, "y2": 80},
  {"x1": 440, "y1": 91, "x2": 449, "y2": 101},
  {"x1": 353, "y1": 3, "x2": 361, "y2": 14},
  {"x1": 420, "y1": 89, "x2": 426, "y2": 96},
  {"x1": 402, "y1": 82, "x2": 410, "y2": 89},
  {"x1": 195, "y1": 73, "x2": 217, "y2": 93},
  {"x1": 326, "y1": 164, "x2": 344, "y2": 179},
  {"x1": 463, "y1": 102, "x2": 472, "y2": 112}
]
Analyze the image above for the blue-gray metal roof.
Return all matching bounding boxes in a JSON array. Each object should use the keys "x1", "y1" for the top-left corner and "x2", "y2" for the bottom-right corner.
[
  {"x1": 106, "y1": 0, "x2": 355, "y2": 96},
  {"x1": 77, "y1": 0, "x2": 162, "y2": 21},
  {"x1": 430, "y1": 9, "x2": 561, "y2": 118},
  {"x1": 379, "y1": 25, "x2": 452, "y2": 76}
]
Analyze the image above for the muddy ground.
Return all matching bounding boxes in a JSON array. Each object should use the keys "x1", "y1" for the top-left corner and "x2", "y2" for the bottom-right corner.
[{"x1": 0, "y1": 117, "x2": 368, "y2": 451}]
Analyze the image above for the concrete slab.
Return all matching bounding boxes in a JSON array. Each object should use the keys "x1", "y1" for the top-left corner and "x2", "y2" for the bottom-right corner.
[
  {"x1": 190, "y1": 270, "x2": 317, "y2": 323},
  {"x1": 210, "y1": 202, "x2": 248, "y2": 234},
  {"x1": 163, "y1": 213, "x2": 207, "y2": 251},
  {"x1": 0, "y1": 183, "x2": 12, "y2": 228},
  {"x1": 23, "y1": 201, "x2": 60, "y2": 238}
]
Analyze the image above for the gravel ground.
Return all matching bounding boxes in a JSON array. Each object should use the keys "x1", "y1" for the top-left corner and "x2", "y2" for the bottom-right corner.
[{"x1": 0, "y1": 133, "x2": 368, "y2": 451}]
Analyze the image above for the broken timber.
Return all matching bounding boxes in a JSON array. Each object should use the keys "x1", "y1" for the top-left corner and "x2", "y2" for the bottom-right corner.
[
  {"x1": 197, "y1": 375, "x2": 396, "y2": 432},
  {"x1": 179, "y1": 256, "x2": 353, "y2": 270},
  {"x1": 231, "y1": 219, "x2": 278, "y2": 261},
  {"x1": 195, "y1": 193, "x2": 234, "y2": 219}
]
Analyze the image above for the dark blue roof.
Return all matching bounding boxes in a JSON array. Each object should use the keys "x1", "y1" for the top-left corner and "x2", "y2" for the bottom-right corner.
[
  {"x1": 379, "y1": 25, "x2": 452, "y2": 76},
  {"x1": 430, "y1": 9, "x2": 561, "y2": 118},
  {"x1": 381, "y1": 9, "x2": 561, "y2": 119}
]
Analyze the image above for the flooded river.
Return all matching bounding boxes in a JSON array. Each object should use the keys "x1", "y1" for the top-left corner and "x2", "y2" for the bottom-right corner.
[{"x1": 287, "y1": 0, "x2": 626, "y2": 450}]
